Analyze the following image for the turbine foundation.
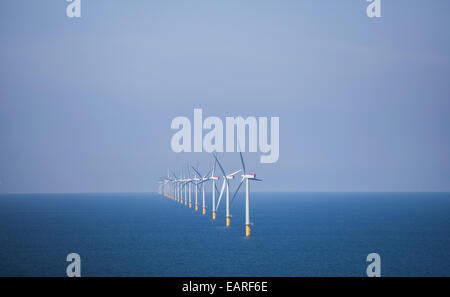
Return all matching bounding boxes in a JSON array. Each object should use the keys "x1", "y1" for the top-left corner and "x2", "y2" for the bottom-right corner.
[
  {"x1": 195, "y1": 204, "x2": 198, "y2": 211},
  {"x1": 226, "y1": 216, "x2": 230, "y2": 227},
  {"x1": 212, "y1": 211, "x2": 216, "y2": 220},
  {"x1": 202, "y1": 207, "x2": 206, "y2": 215},
  {"x1": 246, "y1": 224, "x2": 251, "y2": 237}
]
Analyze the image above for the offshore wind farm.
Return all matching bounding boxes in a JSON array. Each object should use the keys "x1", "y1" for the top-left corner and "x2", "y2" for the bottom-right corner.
[{"x1": 158, "y1": 152, "x2": 261, "y2": 237}]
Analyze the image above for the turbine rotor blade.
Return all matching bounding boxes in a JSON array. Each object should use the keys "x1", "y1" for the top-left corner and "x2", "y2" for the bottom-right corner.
[
  {"x1": 213, "y1": 153, "x2": 229, "y2": 188},
  {"x1": 198, "y1": 179, "x2": 208, "y2": 185},
  {"x1": 230, "y1": 179, "x2": 245, "y2": 206},
  {"x1": 215, "y1": 179, "x2": 226, "y2": 211},
  {"x1": 229, "y1": 169, "x2": 242, "y2": 176},
  {"x1": 239, "y1": 151, "x2": 246, "y2": 175},
  {"x1": 191, "y1": 166, "x2": 203, "y2": 179},
  {"x1": 214, "y1": 183, "x2": 220, "y2": 196}
]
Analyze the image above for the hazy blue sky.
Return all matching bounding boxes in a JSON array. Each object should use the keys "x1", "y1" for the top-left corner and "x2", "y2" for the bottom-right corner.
[{"x1": 1, "y1": 0, "x2": 449, "y2": 193}]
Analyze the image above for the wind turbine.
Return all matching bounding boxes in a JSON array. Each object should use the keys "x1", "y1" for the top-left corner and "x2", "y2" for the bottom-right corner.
[
  {"x1": 231, "y1": 152, "x2": 262, "y2": 237},
  {"x1": 163, "y1": 171, "x2": 169, "y2": 198},
  {"x1": 179, "y1": 176, "x2": 182, "y2": 204},
  {"x1": 171, "y1": 171, "x2": 180, "y2": 202},
  {"x1": 184, "y1": 177, "x2": 188, "y2": 206},
  {"x1": 213, "y1": 153, "x2": 241, "y2": 227},
  {"x1": 181, "y1": 169, "x2": 186, "y2": 206},
  {"x1": 179, "y1": 170, "x2": 184, "y2": 204},
  {"x1": 158, "y1": 176, "x2": 171, "y2": 197},
  {"x1": 192, "y1": 166, "x2": 212, "y2": 215},
  {"x1": 157, "y1": 181, "x2": 163, "y2": 195},
  {"x1": 192, "y1": 167, "x2": 200, "y2": 211},
  {"x1": 187, "y1": 166, "x2": 193, "y2": 208},
  {"x1": 183, "y1": 166, "x2": 190, "y2": 207},
  {"x1": 167, "y1": 170, "x2": 171, "y2": 199},
  {"x1": 209, "y1": 161, "x2": 220, "y2": 220},
  {"x1": 180, "y1": 170, "x2": 185, "y2": 205}
]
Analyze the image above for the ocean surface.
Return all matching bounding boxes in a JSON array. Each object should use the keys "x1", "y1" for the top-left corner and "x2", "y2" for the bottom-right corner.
[{"x1": 0, "y1": 192, "x2": 449, "y2": 276}]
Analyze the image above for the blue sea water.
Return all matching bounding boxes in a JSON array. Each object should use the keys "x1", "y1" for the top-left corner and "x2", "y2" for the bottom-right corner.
[{"x1": 0, "y1": 192, "x2": 449, "y2": 276}]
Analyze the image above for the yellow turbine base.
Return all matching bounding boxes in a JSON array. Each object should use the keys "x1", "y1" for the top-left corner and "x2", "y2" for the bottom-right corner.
[
  {"x1": 246, "y1": 224, "x2": 251, "y2": 237},
  {"x1": 212, "y1": 211, "x2": 216, "y2": 220},
  {"x1": 185, "y1": 200, "x2": 187, "y2": 206},
  {"x1": 202, "y1": 207, "x2": 206, "y2": 215},
  {"x1": 189, "y1": 202, "x2": 192, "y2": 208},
  {"x1": 195, "y1": 204, "x2": 198, "y2": 211},
  {"x1": 226, "y1": 216, "x2": 230, "y2": 227}
]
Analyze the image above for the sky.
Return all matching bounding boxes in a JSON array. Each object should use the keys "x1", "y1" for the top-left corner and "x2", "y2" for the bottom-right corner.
[{"x1": 0, "y1": 0, "x2": 449, "y2": 193}]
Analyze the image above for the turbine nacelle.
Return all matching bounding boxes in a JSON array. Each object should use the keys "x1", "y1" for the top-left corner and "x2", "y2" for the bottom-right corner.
[
  {"x1": 225, "y1": 169, "x2": 241, "y2": 180},
  {"x1": 242, "y1": 174, "x2": 256, "y2": 179}
]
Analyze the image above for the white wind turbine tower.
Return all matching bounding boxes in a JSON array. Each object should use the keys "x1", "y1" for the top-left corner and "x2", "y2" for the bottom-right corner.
[
  {"x1": 192, "y1": 167, "x2": 201, "y2": 211},
  {"x1": 158, "y1": 176, "x2": 170, "y2": 197},
  {"x1": 231, "y1": 152, "x2": 262, "y2": 237},
  {"x1": 171, "y1": 171, "x2": 180, "y2": 202},
  {"x1": 209, "y1": 161, "x2": 220, "y2": 220},
  {"x1": 213, "y1": 153, "x2": 241, "y2": 227},
  {"x1": 172, "y1": 177, "x2": 176, "y2": 201},
  {"x1": 179, "y1": 175, "x2": 182, "y2": 204},
  {"x1": 178, "y1": 171, "x2": 183, "y2": 204},
  {"x1": 188, "y1": 167, "x2": 193, "y2": 208},
  {"x1": 172, "y1": 177, "x2": 176, "y2": 200},
  {"x1": 166, "y1": 178, "x2": 172, "y2": 198},
  {"x1": 170, "y1": 171, "x2": 176, "y2": 201},
  {"x1": 168, "y1": 170, "x2": 172, "y2": 199},
  {"x1": 181, "y1": 170, "x2": 187, "y2": 205},
  {"x1": 183, "y1": 167, "x2": 191, "y2": 207},
  {"x1": 192, "y1": 167, "x2": 212, "y2": 215},
  {"x1": 162, "y1": 171, "x2": 169, "y2": 198},
  {"x1": 183, "y1": 166, "x2": 192, "y2": 207},
  {"x1": 196, "y1": 163, "x2": 220, "y2": 220},
  {"x1": 181, "y1": 169, "x2": 186, "y2": 206},
  {"x1": 157, "y1": 181, "x2": 163, "y2": 195},
  {"x1": 168, "y1": 177, "x2": 173, "y2": 199}
]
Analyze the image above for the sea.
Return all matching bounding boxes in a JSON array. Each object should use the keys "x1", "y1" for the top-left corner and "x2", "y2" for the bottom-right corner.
[{"x1": 0, "y1": 192, "x2": 449, "y2": 276}]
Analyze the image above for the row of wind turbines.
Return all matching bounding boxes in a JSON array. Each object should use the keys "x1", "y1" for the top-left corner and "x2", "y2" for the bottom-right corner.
[{"x1": 157, "y1": 152, "x2": 262, "y2": 237}]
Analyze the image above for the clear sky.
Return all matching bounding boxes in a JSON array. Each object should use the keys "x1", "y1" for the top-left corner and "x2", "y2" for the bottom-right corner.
[{"x1": 1, "y1": 0, "x2": 449, "y2": 193}]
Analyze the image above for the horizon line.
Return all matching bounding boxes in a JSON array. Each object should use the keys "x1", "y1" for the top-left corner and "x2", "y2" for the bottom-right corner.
[{"x1": 1, "y1": 191, "x2": 450, "y2": 195}]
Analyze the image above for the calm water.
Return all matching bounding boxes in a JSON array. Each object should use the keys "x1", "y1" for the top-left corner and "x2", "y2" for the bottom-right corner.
[{"x1": 0, "y1": 192, "x2": 449, "y2": 276}]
